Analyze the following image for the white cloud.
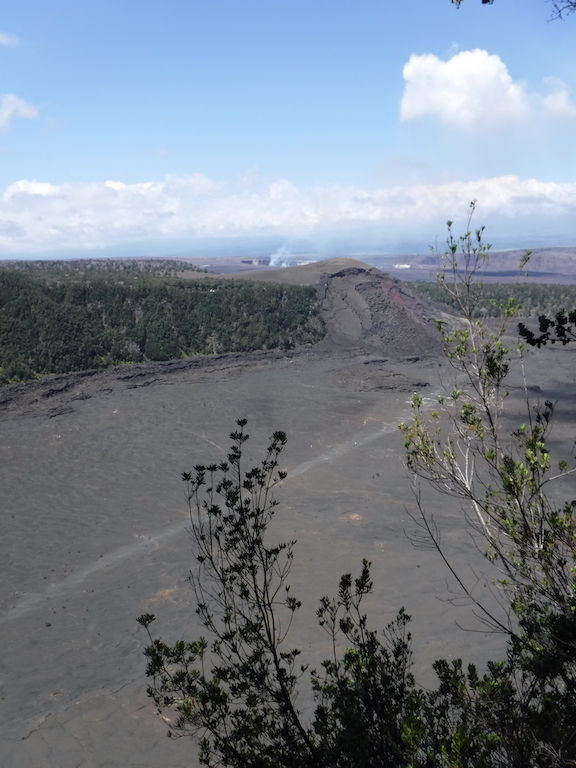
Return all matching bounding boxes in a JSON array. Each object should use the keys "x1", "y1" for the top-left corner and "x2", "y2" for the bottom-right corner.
[
  {"x1": 104, "y1": 180, "x2": 127, "y2": 191},
  {"x1": 0, "y1": 94, "x2": 38, "y2": 130},
  {"x1": 1, "y1": 173, "x2": 576, "y2": 254},
  {"x1": 400, "y1": 49, "x2": 576, "y2": 129},
  {"x1": 0, "y1": 32, "x2": 19, "y2": 47},
  {"x1": 4, "y1": 180, "x2": 59, "y2": 198},
  {"x1": 541, "y1": 77, "x2": 576, "y2": 120}
]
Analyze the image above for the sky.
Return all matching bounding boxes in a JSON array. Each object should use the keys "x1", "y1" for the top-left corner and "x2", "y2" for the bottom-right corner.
[{"x1": 1, "y1": 0, "x2": 576, "y2": 258}]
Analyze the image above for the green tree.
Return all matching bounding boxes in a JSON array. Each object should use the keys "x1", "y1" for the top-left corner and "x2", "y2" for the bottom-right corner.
[{"x1": 400, "y1": 208, "x2": 576, "y2": 766}]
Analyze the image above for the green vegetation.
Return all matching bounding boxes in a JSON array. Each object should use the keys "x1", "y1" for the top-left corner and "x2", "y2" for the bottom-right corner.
[
  {"x1": 411, "y1": 279, "x2": 576, "y2": 320},
  {"x1": 0, "y1": 257, "x2": 210, "y2": 278},
  {"x1": 401, "y1": 212, "x2": 576, "y2": 766},
  {"x1": 138, "y1": 423, "x2": 426, "y2": 768},
  {"x1": 0, "y1": 260, "x2": 324, "y2": 384},
  {"x1": 139, "y1": 213, "x2": 576, "y2": 767}
]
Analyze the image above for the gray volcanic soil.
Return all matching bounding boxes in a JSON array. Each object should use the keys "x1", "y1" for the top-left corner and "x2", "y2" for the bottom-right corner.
[{"x1": 2, "y1": 260, "x2": 576, "y2": 768}]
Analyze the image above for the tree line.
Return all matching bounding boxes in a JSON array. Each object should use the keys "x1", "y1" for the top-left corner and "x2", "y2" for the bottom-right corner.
[
  {"x1": 412, "y1": 280, "x2": 576, "y2": 320},
  {"x1": 0, "y1": 264, "x2": 325, "y2": 384},
  {"x1": 1, "y1": 257, "x2": 210, "y2": 278}
]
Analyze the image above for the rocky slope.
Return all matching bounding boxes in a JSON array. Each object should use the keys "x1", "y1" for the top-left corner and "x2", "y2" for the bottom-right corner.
[{"x1": 225, "y1": 258, "x2": 449, "y2": 358}]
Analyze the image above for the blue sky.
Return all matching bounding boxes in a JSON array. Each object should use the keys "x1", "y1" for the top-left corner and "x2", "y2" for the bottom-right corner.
[{"x1": 1, "y1": 0, "x2": 576, "y2": 257}]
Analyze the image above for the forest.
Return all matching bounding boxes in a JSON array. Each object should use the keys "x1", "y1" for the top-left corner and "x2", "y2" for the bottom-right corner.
[
  {"x1": 0, "y1": 260, "x2": 325, "y2": 384},
  {"x1": 411, "y1": 280, "x2": 576, "y2": 319},
  {"x1": 1, "y1": 257, "x2": 211, "y2": 279}
]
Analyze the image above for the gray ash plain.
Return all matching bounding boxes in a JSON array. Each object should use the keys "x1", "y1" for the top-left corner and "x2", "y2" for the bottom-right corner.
[{"x1": 2, "y1": 259, "x2": 576, "y2": 768}]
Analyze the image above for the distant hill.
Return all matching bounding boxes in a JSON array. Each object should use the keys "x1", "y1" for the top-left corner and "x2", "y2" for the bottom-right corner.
[
  {"x1": 484, "y1": 247, "x2": 576, "y2": 278},
  {"x1": 222, "y1": 258, "x2": 448, "y2": 359},
  {"x1": 376, "y1": 246, "x2": 576, "y2": 284}
]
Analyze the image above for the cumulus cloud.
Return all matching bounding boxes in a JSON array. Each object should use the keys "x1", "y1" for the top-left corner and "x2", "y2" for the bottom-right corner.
[
  {"x1": 4, "y1": 180, "x2": 58, "y2": 197},
  {"x1": 0, "y1": 94, "x2": 38, "y2": 130},
  {"x1": 1, "y1": 172, "x2": 576, "y2": 254},
  {"x1": 400, "y1": 49, "x2": 576, "y2": 128},
  {"x1": 0, "y1": 32, "x2": 19, "y2": 46}
]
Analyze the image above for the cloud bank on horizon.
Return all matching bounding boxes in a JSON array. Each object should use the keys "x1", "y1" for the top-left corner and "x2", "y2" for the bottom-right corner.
[
  {"x1": 1, "y1": 0, "x2": 575, "y2": 257},
  {"x1": 2, "y1": 173, "x2": 576, "y2": 255}
]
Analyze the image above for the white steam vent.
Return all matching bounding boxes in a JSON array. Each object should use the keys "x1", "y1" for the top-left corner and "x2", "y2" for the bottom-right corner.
[{"x1": 269, "y1": 244, "x2": 291, "y2": 267}]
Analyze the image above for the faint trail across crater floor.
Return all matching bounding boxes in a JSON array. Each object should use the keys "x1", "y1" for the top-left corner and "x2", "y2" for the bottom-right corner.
[
  {"x1": 288, "y1": 405, "x2": 412, "y2": 479},
  {"x1": 1, "y1": 520, "x2": 190, "y2": 622},
  {"x1": 1, "y1": 396, "x2": 424, "y2": 624}
]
